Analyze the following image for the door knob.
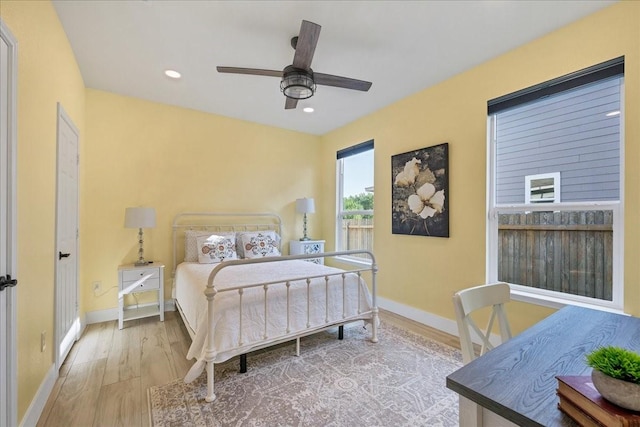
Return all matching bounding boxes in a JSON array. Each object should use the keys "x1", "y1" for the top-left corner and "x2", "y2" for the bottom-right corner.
[
  {"x1": 59, "y1": 251, "x2": 71, "y2": 260},
  {"x1": 0, "y1": 274, "x2": 18, "y2": 291}
]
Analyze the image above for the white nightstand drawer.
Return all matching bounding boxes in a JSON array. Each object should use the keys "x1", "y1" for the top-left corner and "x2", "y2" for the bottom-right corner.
[
  {"x1": 121, "y1": 267, "x2": 160, "y2": 282},
  {"x1": 122, "y1": 277, "x2": 159, "y2": 291}
]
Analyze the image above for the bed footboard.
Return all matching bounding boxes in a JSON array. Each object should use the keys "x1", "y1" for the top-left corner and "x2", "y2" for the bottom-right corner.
[{"x1": 190, "y1": 250, "x2": 378, "y2": 402}]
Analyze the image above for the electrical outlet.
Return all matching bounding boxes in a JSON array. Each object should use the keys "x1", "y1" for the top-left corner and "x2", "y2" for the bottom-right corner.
[
  {"x1": 41, "y1": 331, "x2": 46, "y2": 352},
  {"x1": 92, "y1": 281, "x2": 102, "y2": 293}
]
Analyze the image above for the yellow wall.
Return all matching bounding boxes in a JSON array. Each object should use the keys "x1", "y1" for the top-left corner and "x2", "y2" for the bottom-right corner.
[
  {"x1": 320, "y1": 1, "x2": 640, "y2": 333},
  {"x1": 3, "y1": 0, "x2": 640, "y2": 424},
  {"x1": 83, "y1": 89, "x2": 321, "y2": 313},
  {"x1": 1, "y1": 0, "x2": 86, "y2": 421}
]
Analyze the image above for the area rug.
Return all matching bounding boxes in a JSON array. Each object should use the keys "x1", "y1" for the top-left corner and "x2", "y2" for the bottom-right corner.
[{"x1": 148, "y1": 322, "x2": 463, "y2": 426}]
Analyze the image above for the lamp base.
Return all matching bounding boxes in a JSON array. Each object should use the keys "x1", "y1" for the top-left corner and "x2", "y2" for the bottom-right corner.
[
  {"x1": 134, "y1": 227, "x2": 150, "y2": 267},
  {"x1": 300, "y1": 213, "x2": 311, "y2": 242}
]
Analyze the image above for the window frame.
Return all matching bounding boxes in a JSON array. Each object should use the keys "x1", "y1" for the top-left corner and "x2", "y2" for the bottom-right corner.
[
  {"x1": 335, "y1": 140, "x2": 374, "y2": 266},
  {"x1": 486, "y1": 63, "x2": 625, "y2": 312}
]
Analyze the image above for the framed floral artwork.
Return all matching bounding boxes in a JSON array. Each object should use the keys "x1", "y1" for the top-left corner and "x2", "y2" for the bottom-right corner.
[{"x1": 392, "y1": 143, "x2": 449, "y2": 237}]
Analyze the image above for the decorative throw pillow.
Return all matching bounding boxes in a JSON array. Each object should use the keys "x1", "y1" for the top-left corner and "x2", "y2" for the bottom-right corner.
[
  {"x1": 240, "y1": 231, "x2": 281, "y2": 259},
  {"x1": 196, "y1": 234, "x2": 238, "y2": 264},
  {"x1": 184, "y1": 230, "x2": 235, "y2": 262}
]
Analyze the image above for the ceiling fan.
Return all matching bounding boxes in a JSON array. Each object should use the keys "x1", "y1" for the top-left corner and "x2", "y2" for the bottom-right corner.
[{"x1": 217, "y1": 20, "x2": 372, "y2": 110}]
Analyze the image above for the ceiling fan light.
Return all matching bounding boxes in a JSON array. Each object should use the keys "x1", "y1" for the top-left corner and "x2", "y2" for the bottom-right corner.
[{"x1": 280, "y1": 68, "x2": 315, "y2": 100}]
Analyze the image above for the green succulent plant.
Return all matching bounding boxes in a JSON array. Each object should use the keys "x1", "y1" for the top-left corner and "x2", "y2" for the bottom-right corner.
[{"x1": 586, "y1": 346, "x2": 640, "y2": 384}]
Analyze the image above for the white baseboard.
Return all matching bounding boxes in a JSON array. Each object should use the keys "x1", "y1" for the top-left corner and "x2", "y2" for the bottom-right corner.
[
  {"x1": 377, "y1": 296, "x2": 500, "y2": 346},
  {"x1": 85, "y1": 300, "x2": 176, "y2": 325},
  {"x1": 19, "y1": 363, "x2": 57, "y2": 427},
  {"x1": 85, "y1": 307, "x2": 119, "y2": 324},
  {"x1": 378, "y1": 296, "x2": 460, "y2": 337}
]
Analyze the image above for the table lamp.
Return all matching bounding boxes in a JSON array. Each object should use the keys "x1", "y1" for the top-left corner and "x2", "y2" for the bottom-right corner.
[
  {"x1": 124, "y1": 207, "x2": 156, "y2": 266},
  {"x1": 296, "y1": 198, "x2": 315, "y2": 241}
]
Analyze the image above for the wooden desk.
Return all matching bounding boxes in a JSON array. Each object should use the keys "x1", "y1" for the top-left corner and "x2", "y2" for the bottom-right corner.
[{"x1": 446, "y1": 305, "x2": 640, "y2": 427}]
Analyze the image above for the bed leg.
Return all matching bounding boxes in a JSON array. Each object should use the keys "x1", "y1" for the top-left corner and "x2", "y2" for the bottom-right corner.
[
  {"x1": 296, "y1": 337, "x2": 300, "y2": 356},
  {"x1": 371, "y1": 307, "x2": 379, "y2": 343},
  {"x1": 205, "y1": 361, "x2": 216, "y2": 402},
  {"x1": 239, "y1": 354, "x2": 247, "y2": 373},
  {"x1": 338, "y1": 325, "x2": 344, "y2": 340}
]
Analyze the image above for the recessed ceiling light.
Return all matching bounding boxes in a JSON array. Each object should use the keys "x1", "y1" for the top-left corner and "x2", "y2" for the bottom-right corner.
[
  {"x1": 606, "y1": 110, "x2": 620, "y2": 117},
  {"x1": 165, "y1": 69, "x2": 181, "y2": 79},
  {"x1": 303, "y1": 107, "x2": 314, "y2": 113}
]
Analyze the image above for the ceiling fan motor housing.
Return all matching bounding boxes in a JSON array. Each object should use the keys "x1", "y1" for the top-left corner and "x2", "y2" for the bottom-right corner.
[{"x1": 280, "y1": 65, "x2": 316, "y2": 100}]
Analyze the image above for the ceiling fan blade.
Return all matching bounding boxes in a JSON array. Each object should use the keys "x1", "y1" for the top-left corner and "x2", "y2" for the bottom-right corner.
[
  {"x1": 217, "y1": 67, "x2": 282, "y2": 78},
  {"x1": 314, "y1": 72, "x2": 372, "y2": 92},
  {"x1": 285, "y1": 97, "x2": 298, "y2": 110},
  {"x1": 292, "y1": 20, "x2": 321, "y2": 70}
]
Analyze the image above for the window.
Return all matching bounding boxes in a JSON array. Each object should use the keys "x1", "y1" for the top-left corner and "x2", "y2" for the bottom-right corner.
[
  {"x1": 487, "y1": 57, "x2": 624, "y2": 309},
  {"x1": 336, "y1": 140, "x2": 374, "y2": 262},
  {"x1": 525, "y1": 172, "x2": 560, "y2": 204}
]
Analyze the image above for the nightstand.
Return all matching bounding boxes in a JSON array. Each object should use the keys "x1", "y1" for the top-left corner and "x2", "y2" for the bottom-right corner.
[
  {"x1": 289, "y1": 240, "x2": 325, "y2": 264},
  {"x1": 118, "y1": 263, "x2": 164, "y2": 329}
]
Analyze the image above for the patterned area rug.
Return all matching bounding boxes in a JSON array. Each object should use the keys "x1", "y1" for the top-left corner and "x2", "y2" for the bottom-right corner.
[{"x1": 148, "y1": 322, "x2": 463, "y2": 426}]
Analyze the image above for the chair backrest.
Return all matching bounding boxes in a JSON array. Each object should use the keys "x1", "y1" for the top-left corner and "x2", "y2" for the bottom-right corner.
[{"x1": 453, "y1": 282, "x2": 512, "y2": 364}]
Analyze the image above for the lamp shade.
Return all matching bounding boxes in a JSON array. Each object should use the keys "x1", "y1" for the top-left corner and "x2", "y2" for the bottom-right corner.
[
  {"x1": 296, "y1": 198, "x2": 315, "y2": 214},
  {"x1": 124, "y1": 207, "x2": 156, "y2": 228}
]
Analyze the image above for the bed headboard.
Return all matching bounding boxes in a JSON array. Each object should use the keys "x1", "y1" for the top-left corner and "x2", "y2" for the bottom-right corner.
[{"x1": 171, "y1": 212, "x2": 283, "y2": 276}]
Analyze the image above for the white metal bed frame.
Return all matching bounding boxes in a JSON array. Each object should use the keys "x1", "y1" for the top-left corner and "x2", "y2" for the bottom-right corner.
[{"x1": 171, "y1": 212, "x2": 379, "y2": 402}]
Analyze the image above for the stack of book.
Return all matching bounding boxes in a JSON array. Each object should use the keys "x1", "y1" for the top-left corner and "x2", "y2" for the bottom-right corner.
[{"x1": 556, "y1": 375, "x2": 640, "y2": 427}]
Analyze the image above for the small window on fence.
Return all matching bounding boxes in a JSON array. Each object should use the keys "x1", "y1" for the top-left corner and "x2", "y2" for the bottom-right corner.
[
  {"x1": 336, "y1": 140, "x2": 374, "y2": 262},
  {"x1": 487, "y1": 57, "x2": 623, "y2": 308}
]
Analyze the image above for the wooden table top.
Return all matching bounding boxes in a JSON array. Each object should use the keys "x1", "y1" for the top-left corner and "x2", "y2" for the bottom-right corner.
[{"x1": 446, "y1": 305, "x2": 640, "y2": 427}]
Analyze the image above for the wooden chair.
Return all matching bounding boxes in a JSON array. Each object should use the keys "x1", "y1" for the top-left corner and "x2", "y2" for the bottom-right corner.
[{"x1": 453, "y1": 282, "x2": 512, "y2": 364}]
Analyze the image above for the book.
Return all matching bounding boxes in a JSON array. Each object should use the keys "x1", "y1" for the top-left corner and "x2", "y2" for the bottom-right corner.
[
  {"x1": 556, "y1": 375, "x2": 640, "y2": 427},
  {"x1": 558, "y1": 394, "x2": 605, "y2": 427}
]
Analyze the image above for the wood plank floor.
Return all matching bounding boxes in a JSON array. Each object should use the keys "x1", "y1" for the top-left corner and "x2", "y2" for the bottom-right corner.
[
  {"x1": 37, "y1": 311, "x2": 192, "y2": 427},
  {"x1": 37, "y1": 310, "x2": 462, "y2": 426}
]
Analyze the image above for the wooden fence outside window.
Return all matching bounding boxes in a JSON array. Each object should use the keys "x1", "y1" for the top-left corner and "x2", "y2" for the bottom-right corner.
[
  {"x1": 498, "y1": 210, "x2": 613, "y2": 300},
  {"x1": 341, "y1": 218, "x2": 373, "y2": 259}
]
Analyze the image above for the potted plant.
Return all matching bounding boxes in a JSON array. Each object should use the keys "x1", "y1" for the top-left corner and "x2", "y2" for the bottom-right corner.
[{"x1": 586, "y1": 346, "x2": 640, "y2": 411}]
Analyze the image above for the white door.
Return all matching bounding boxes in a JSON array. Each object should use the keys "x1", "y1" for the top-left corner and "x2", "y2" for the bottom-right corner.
[
  {"x1": 55, "y1": 104, "x2": 79, "y2": 369},
  {"x1": 0, "y1": 19, "x2": 18, "y2": 427}
]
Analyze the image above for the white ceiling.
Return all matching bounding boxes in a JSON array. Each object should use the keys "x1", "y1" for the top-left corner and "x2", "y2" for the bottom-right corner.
[{"x1": 52, "y1": 0, "x2": 616, "y2": 135}]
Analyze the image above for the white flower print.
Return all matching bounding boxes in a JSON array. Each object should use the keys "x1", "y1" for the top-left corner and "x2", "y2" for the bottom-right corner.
[
  {"x1": 394, "y1": 157, "x2": 421, "y2": 186},
  {"x1": 407, "y1": 183, "x2": 445, "y2": 219}
]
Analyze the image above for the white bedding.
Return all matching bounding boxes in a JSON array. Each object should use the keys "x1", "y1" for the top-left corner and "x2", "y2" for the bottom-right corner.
[{"x1": 175, "y1": 259, "x2": 373, "y2": 367}]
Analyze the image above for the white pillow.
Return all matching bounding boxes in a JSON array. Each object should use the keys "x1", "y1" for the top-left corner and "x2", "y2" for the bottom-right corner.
[
  {"x1": 184, "y1": 230, "x2": 235, "y2": 262},
  {"x1": 239, "y1": 231, "x2": 281, "y2": 259},
  {"x1": 196, "y1": 234, "x2": 238, "y2": 264}
]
